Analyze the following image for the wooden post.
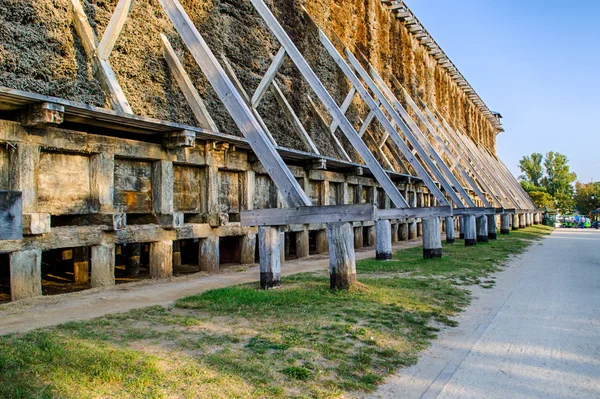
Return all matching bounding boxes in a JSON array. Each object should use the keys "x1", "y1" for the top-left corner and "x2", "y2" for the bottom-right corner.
[
  {"x1": 477, "y1": 216, "x2": 489, "y2": 243},
  {"x1": 354, "y1": 226, "x2": 363, "y2": 248},
  {"x1": 422, "y1": 217, "x2": 442, "y2": 258},
  {"x1": 417, "y1": 221, "x2": 423, "y2": 237},
  {"x1": 409, "y1": 220, "x2": 418, "y2": 240},
  {"x1": 73, "y1": 247, "x2": 90, "y2": 284},
  {"x1": 391, "y1": 223, "x2": 399, "y2": 244},
  {"x1": 91, "y1": 244, "x2": 115, "y2": 287},
  {"x1": 295, "y1": 228, "x2": 309, "y2": 259},
  {"x1": 459, "y1": 216, "x2": 465, "y2": 239},
  {"x1": 126, "y1": 243, "x2": 141, "y2": 276},
  {"x1": 501, "y1": 214, "x2": 511, "y2": 235},
  {"x1": 512, "y1": 214, "x2": 519, "y2": 230},
  {"x1": 172, "y1": 240, "x2": 182, "y2": 268},
  {"x1": 9, "y1": 249, "x2": 42, "y2": 300},
  {"x1": 376, "y1": 219, "x2": 392, "y2": 260},
  {"x1": 445, "y1": 216, "x2": 455, "y2": 244},
  {"x1": 279, "y1": 231, "x2": 286, "y2": 264},
  {"x1": 399, "y1": 222, "x2": 408, "y2": 241},
  {"x1": 17, "y1": 144, "x2": 40, "y2": 214},
  {"x1": 533, "y1": 213, "x2": 540, "y2": 225},
  {"x1": 463, "y1": 215, "x2": 477, "y2": 247},
  {"x1": 327, "y1": 222, "x2": 356, "y2": 290},
  {"x1": 259, "y1": 226, "x2": 281, "y2": 289},
  {"x1": 365, "y1": 225, "x2": 376, "y2": 247},
  {"x1": 149, "y1": 241, "x2": 173, "y2": 279},
  {"x1": 519, "y1": 214, "x2": 526, "y2": 229},
  {"x1": 315, "y1": 230, "x2": 328, "y2": 253},
  {"x1": 487, "y1": 214, "x2": 498, "y2": 240},
  {"x1": 199, "y1": 236, "x2": 219, "y2": 272},
  {"x1": 240, "y1": 233, "x2": 257, "y2": 264}
]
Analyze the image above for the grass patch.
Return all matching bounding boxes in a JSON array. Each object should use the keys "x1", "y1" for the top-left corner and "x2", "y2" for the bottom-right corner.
[{"x1": 0, "y1": 225, "x2": 553, "y2": 398}]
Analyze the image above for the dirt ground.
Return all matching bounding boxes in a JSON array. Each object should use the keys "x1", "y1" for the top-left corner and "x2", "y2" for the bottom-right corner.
[{"x1": 0, "y1": 239, "x2": 423, "y2": 336}]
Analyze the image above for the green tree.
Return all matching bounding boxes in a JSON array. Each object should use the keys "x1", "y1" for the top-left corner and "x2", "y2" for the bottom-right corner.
[
  {"x1": 527, "y1": 191, "x2": 554, "y2": 209},
  {"x1": 542, "y1": 151, "x2": 577, "y2": 197},
  {"x1": 573, "y1": 181, "x2": 600, "y2": 215},
  {"x1": 518, "y1": 152, "x2": 544, "y2": 186}
]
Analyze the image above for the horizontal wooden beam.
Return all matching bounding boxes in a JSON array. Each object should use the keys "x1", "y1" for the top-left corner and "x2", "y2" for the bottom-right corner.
[
  {"x1": 377, "y1": 206, "x2": 452, "y2": 220},
  {"x1": 241, "y1": 204, "x2": 376, "y2": 226}
]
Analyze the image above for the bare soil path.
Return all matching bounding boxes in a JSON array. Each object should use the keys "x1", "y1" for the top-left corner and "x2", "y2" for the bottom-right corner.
[
  {"x1": 0, "y1": 240, "x2": 423, "y2": 336},
  {"x1": 361, "y1": 228, "x2": 600, "y2": 399}
]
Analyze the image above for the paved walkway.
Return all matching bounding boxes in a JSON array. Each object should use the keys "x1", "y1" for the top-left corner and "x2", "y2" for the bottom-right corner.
[{"x1": 366, "y1": 228, "x2": 600, "y2": 399}]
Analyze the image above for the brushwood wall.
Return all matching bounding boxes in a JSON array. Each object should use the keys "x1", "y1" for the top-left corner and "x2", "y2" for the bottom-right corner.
[{"x1": 0, "y1": 0, "x2": 498, "y2": 157}]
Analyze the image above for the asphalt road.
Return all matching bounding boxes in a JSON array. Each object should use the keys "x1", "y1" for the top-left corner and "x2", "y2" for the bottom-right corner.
[{"x1": 365, "y1": 228, "x2": 600, "y2": 399}]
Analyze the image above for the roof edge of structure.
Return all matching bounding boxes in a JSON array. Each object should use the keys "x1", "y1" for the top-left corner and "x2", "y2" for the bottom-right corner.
[{"x1": 382, "y1": 0, "x2": 504, "y2": 133}]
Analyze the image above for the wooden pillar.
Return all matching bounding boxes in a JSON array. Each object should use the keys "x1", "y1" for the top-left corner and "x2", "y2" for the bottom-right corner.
[
  {"x1": 533, "y1": 213, "x2": 540, "y2": 225},
  {"x1": 149, "y1": 240, "x2": 173, "y2": 279},
  {"x1": 73, "y1": 247, "x2": 90, "y2": 284},
  {"x1": 445, "y1": 216, "x2": 455, "y2": 244},
  {"x1": 501, "y1": 214, "x2": 511, "y2": 235},
  {"x1": 126, "y1": 243, "x2": 141, "y2": 276},
  {"x1": 512, "y1": 214, "x2": 519, "y2": 230},
  {"x1": 463, "y1": 215, "x2": 477, "y2": 247},
  {"x1": 366, "y1": 225, "x2": 376, "y2": 246},
  {"x1": 17, "y1": 144, "x2": 40, "y2": 214},
  {"x1": 417, "y1": 221, "x2": 423, "y2": 237},
  {"x1": 91, "y1": 244, "x2": 115, "y2": 288},
  {"x1": 279, "y1": 232, "x2": 286, "y2": 265},
  {"x1": 459, "y1": 216, "x2": 465, "y2": 239},
  {"x1": 391, "y1": 223, "x2": 399, "y2": 244},
  {"x1": 408, "y1": 220, "x2": 418, "y2": 240},
  {"x1": 199, "y1": 236, "x2": 219, "y2": 272},
  {"x1": 172, "y1": 241, "x2": 182, "y2": 268},
  {"x1": 376, "y1": 219, "x2": 392, "y2": 260},
  {"x1": 152, "y1": 160, "x2": 174, "y2": 214},
  {"x1": 422, "y1": 217, "x2": 442, "y2": 259},
  {"x1": 399, "y1": 222, "x2": 409, "y2": 241},
  {"x1": 477, "y1": 216, "x2": 489, "y2": 243},
  {"x1": 240, "y1": 233, "x2": 257, "y2": 264},
  {"x1": 258, "y1": 226, "x2": 281, "y2": 289},
  {"x1": 327, "y1": 222, "x2": 356, "y2": 290},
  {"x1": 316, "y1": 230, "x2": 328, "y2": 253},
  {"x1": 295, "y1": 228, "x2": 309, "y2": 259},
  {"x1": 519, "y1": 214, "x2": 526, "y2": 229},
  {"x1": 487, "y1": 214, "x2": 498, "y2": 240},
  {"x1": 9, "y1": 249, "x2": 42, "y2": 300},
  {"x1": 90, "y1": 152, "x2": 115, "y2": 213}
]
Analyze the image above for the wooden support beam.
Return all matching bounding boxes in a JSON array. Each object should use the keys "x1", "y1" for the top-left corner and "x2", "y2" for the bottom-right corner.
[
  {"x1": 241, "y1": 203, "x2": 376, "y2": 226},
  {"x1": 22, "y1": 213, "x2": 51, "y2": 236},
  {"x1": 329, "y1": 87, "x2": 357, "y2": 133},
  {"x1": 161, "y1": 34, "x2": 220, "y2": 132},
  {"x1": 375, "y1": 219, "x2": 392, "y2": 260},
  {"x1": 252, "y1": 47, "x2": 287, "y2": 108},
  {"x1": 327, "y1": 222, "x2": 356, "y2": 290},
  {"x1": 97, "y1": 0, "x2": 134, "y2": 60},
  {"x1": 271, "y1": 82, "x2": 320, "y2": 154},
  {"x1": 259, "y1": 226, "x2": 281, "y2": 289},
  {"x1": 306, "y1": 95, "x2": 352, "y2": 162},
  {"x1": 0, "y1": 191, "x2": 22, "y2": 240},
  {"x1": 422, "y1": 217, "x2": 442, "y2": 258},
  {"x1": 377, "y1": 205, "x2": 452, "y2": 220},
  {"x1": 70, "y1": 0, "x2": 132, "y2": 114},
  {"x1": 445, "y1": 216, "x2": 455, "y2": 244},
  {"x1": 9, "y1": 249, "x2": 41, "y2": 300}
]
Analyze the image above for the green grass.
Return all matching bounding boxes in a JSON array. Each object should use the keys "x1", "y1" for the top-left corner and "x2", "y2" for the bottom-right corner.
[{"x1": 0, "y1": 225, "x2": 553, "y2": 399}]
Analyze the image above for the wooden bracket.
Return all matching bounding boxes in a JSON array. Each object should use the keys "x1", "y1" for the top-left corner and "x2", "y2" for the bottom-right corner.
[
  {"x1": 21, "y1": 103, "x2": 65, "y2": 128},
  {"x1": 163, "y1": 130, "x2": 196, "y2": 149},
  {"x1": 306, "y1": 158, "x2": 326, "y2": 171},
  {"x1": 22, "y1": 213, "x2": 51, "y2": 235}
]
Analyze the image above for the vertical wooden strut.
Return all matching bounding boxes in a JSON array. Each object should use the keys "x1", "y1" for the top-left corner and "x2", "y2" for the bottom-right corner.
[{"x1": 445, "y1": 216, "x2": 455, "y2": 244}]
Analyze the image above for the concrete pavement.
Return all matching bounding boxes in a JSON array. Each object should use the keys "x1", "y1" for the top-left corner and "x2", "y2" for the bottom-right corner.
[{"x1": 365, "y1": 228, "x2": 600, "y2": 399}]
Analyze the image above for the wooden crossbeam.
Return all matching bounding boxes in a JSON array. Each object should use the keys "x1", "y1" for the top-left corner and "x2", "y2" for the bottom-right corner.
[
  {"x1": 241, "y1": 203, "x2": 376, "y2": 226},
  {"x1": 378, "y1": 205, "x2": 452, "y2": 220},
  {"x1": 158, "y1": 0, "x2": 311, "y2": 208},
  {"x1": 70, "y1": 0, "x2": 133, "y2": 114},
  {"x1": 307, "y1": 95, "x2": 352, "y2": 162},
  {"x1": 252, "y1": 47, "x2": 287, "y2": 108},
  {"x1": 271, "y1": 82, "x2": 320, "y2": 154},
  {"x1": 250, "y1": 0, "x2": 409, "y2": 209},
  {"x1": 160, "y1": 34, "x2": 219, "y2": 132},
  {"x1": 329, "y1": 87, "x2": 357, "y2": 133},
  {"x1": 97, "y1": 0, "x2": 134, "y2": 60}
]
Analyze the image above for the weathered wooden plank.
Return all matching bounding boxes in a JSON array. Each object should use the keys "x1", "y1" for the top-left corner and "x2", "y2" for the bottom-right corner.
[
  {"x1": 252, "y1": 47, "x2": 287, "y2": 108},
  {"x1": 0, "y1": 191, "x2": 22, "y2": 240},
  {"x1": 377, "y1": 205, "x2": 452, "y2": 220},
  {"x1": 161, "y1": 34, "x2": 219, "y2": 132},
  {"x1": 306, "y1": 95, "x2": 352, "y2": 162},
  {"x1": 327, "y1": 222, "x2": 356, "y2": 289},
  {"x1": 241, "y1": 203, "x2": 376, "y2": 226},
  {"x1": 173, "y1": 165, "x2": 205, "y2": 213},
  {"x1": 114, "y1": 159, "x2": 153, "y2": 213},
  {"x1": 97, "y1": 0, "x2": 134, "y2": 60},
  {"x1": 452, "y1": 207, "x2": 487, "y2": 216},
  {"x1": 271, "y1": 82, "x2": 320, "y2": 154},
  {"x1": 329, "y1": 87, "x2": 356, "y2": 133}
]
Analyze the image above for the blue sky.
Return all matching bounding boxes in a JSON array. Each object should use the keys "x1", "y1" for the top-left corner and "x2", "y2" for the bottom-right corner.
[{"x1": 406, "y1": 0, "x2": 600, "y2": 183}]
